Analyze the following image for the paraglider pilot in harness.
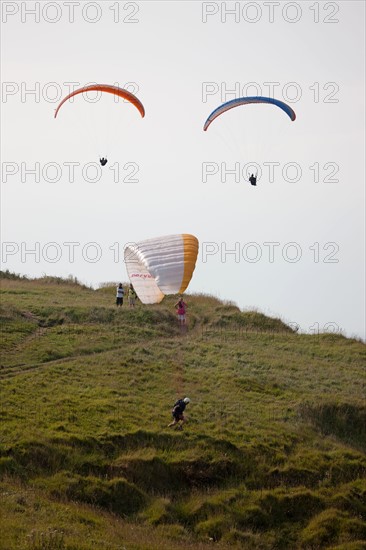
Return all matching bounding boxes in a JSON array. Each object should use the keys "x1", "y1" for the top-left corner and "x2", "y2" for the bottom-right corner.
[
  {"x1": 100, "y1": 157, "x2": 108, "y2": 167},
  {"x1": 249, "y1": 172, "x2": 257, "y2": 186},
  {"x1": 168, "y1": 397, "x2": 190, "y2": 430}
]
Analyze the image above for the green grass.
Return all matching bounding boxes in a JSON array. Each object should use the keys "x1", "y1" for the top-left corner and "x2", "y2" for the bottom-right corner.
[{"x1": 1, "y1": 274, "x2": 365, "y2": 549}]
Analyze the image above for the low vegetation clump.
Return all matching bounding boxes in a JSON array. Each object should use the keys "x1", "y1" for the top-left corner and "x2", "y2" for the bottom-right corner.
[{"x1": 0, "y1": 275, "x2": 365, "y2": 549}]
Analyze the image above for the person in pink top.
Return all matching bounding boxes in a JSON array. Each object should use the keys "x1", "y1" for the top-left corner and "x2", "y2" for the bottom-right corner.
[{"x1": 174, "y1": 296, "x2": 187, "y2": 326}]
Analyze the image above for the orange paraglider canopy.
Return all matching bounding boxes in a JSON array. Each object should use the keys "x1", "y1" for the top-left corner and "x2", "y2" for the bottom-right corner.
[{"x1": 54, "y1": 84, "x2": 145, "y2": 118}]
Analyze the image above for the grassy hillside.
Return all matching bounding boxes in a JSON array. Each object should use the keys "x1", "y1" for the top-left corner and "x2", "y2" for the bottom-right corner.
[{"x1": 1, "y1": 274, "x2": 365, "y2": 550}]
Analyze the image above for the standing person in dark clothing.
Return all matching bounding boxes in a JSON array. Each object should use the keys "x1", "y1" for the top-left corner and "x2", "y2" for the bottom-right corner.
[{"x1": 116, "y1": 283, "x2": 124, "y2": 307}]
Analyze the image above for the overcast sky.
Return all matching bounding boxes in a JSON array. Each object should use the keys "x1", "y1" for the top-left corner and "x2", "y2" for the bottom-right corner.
[{"x1": 1, "y1": 1, "x2": 365, "y2": 339}]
